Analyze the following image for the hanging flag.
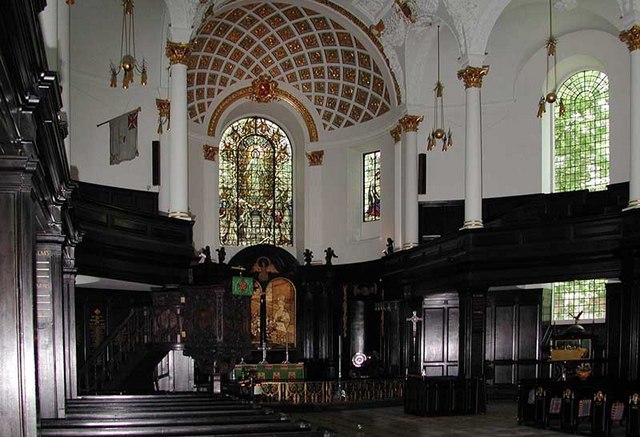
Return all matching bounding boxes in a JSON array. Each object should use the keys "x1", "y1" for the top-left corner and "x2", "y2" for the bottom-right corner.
[
  {"x1": 109, "y1": 108, "x2": 140, "y2": 165},
  {"x1": 232, "y1": 276, "x2": 253, "y2": 296}
]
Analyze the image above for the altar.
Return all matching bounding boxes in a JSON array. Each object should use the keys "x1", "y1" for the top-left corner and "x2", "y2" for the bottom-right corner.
[{"x1": 234, "y1": 363, "x2": 305, "y2": 381}]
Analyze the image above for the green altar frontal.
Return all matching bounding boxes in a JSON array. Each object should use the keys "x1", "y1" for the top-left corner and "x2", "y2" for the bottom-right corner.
[{"x1": 235, "y1": 363, "x2": 305, "y2": 381}]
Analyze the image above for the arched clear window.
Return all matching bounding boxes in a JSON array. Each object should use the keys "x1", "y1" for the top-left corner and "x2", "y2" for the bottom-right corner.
[
  {"x1": 552, "y1": 70, "x2": 609, "y2": 322},
  {"x1": 554, "y1": 70, "x2": 609, "y2": 192},
  {"x1": 219, "y1": 117, "x2": 293, "y2": 246}
]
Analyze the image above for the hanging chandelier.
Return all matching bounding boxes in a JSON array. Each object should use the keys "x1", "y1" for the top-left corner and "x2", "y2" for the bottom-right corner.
[
  {"x1": 537, "y1": 0, "x2": 565, "y2": 118},
  {"x1": 427, "y1": 24, "x2": 452, "y2": 152},
  {"x1": 110, "y1": 0, "x2": 148, "y2": 89}
]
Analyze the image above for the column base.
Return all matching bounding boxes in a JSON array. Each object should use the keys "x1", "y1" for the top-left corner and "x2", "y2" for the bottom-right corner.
[
  {"x1": 460, "y1": 220, "x2": 484, "y2": 230},
  {"x1": 624, "y1": 199, "x2": 640, "y2": 211},
  {"x1": 168, "y1": 211, "x2": 192, "y2": 220},
  {"x1": 402, "y1": 242, "x2": 418, "y2": 250}
]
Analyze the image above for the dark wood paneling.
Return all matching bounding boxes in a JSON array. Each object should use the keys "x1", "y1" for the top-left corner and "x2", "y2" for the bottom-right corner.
[
  {"x1": 422, "y1": 293, "x2": 459, "y2": 377},
  {"x1": 485, "y1": 289, "x2": 542, "y2": 397}
]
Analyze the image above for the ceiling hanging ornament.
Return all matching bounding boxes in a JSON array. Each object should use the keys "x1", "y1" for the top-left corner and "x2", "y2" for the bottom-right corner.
[
  {"x1": 537, "y1": 0, "x2": 565, "y2": 118},
  {"x1": 109, "y1": 0, "x2": 148, "y2": 89},
  {"x1": 427, "y1": 24, "x2": 452, "y2": 152}
]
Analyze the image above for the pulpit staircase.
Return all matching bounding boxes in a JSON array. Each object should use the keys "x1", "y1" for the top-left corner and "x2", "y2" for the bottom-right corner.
[
  {"x1": 78, "y1": 307, "x2": 170, "y2": 394},
  {"x1": 39, "y1": 394, "x2": 336, "y2": 436}
]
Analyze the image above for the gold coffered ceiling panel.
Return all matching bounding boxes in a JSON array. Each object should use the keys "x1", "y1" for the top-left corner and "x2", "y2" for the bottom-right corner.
[{"x1": 188, "y1": 1, "x2": 393, "y2": 131}]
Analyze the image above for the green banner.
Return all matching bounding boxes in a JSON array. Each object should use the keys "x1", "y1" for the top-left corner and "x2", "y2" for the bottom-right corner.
[{"x1": 232, "y1": 276, "x2": 253, "y2": 296}]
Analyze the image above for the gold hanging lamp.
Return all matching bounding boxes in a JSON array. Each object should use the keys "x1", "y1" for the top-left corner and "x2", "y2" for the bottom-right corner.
[
  {"x1": 109, "y1": 0, "x2": 148, "y2": 89},
  {"x1": 537, "y1": 0, "x2": 565, "y2": 118},
  {"x1": 427, "y1": 24, "x2": 452, "y2": 152}
]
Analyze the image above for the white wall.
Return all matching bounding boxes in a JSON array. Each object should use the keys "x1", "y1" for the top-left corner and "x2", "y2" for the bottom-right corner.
[{"x1": 69, "y1": 0, "x2": 167, "y2": 191}]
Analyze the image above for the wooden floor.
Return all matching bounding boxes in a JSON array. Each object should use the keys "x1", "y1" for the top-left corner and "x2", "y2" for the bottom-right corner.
[{"x1": 287, "y1": 401, "x2": 627, "y2": 437}]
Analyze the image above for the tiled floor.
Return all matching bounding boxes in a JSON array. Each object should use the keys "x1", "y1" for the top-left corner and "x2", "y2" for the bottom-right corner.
[{"x1": 287, "y1": 401, "x2": 625, "y2": 437}]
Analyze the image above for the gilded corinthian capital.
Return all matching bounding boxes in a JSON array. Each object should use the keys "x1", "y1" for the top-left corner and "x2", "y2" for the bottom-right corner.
[
  {"x1": 166, "y1": 41, "x2": 192, "y2": 65},
  {"x1": 306, "y1": 150, "x2": 324, "y2": 166},
  {"x1": 399, "y1": 115, "x2": 423, "y2": 132},
  {"x1": 620, "y1": 25, "x2": 640, "y2": 52},
  {"x1": 457, "y1": 66, "x2": 490, "y2": 89}
]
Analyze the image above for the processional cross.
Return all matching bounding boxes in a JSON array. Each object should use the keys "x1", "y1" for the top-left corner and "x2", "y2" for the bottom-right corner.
[{"x1": 406, "y1": 310, "x2": 423, "y2": 368}]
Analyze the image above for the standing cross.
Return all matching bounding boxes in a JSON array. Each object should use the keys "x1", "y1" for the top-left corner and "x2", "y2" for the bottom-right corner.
[{"x1": 406, "y1": 310, "x2": 423, "y2": 339}]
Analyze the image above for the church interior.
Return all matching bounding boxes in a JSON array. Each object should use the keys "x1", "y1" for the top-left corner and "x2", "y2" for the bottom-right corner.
[{"x1": 2, "y1": 0, "x2": 640, "y2": 435}]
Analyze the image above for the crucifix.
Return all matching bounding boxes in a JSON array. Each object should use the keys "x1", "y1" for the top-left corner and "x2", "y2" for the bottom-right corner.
[
  {"x1": 406, "y1": 310, "x2": 423, "y2": 368},
  {"x1": 258, "y1": 341, "x2": 270, "y2": 365}
]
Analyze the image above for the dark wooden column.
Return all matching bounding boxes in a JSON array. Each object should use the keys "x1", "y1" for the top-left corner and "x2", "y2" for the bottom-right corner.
[
  {"x1": 36, "y1": 235, "x2": 66, "y2": 418},
  {"x1": 459, "y1": 289, "x2": 487, "y2": 379},
  {"x1": 605, "y1": 282, "x2": 623, "y2": 379},
  {"x1": 0, "y1": 158, "x2": 39, "y2": 436},
  {"x1": 63, "y1": 244, "x2": 79, "y2": 399},
  {"x1": 376, "y1": 300, "x2": 401, "y2": 376},
  {"x1": 610, "y1": 279, "x2": 640, "y2": 380}
]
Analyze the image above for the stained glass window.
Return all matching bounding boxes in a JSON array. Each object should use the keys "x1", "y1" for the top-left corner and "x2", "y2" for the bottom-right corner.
[
  {"x1": 363, "y1": 151, "x2": 381, "y2": 222},
  {"x1": 219, "y1": 117, "x2": 293, "y2": 246},
  {"x1": 551, "y1": 70, "x2": 609, "y2": 322},
  {"x1": 554, "y1": 70, "x2": 609, "y2": 192}
]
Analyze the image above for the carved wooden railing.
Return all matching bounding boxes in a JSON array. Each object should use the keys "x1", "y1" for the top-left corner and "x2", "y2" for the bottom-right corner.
[
  {"x1": 258, "y1": 378, "x2": 404, "y2": 405},
  {"x1": 78, "y1": 307, "x2": 152, "y2": 394}
]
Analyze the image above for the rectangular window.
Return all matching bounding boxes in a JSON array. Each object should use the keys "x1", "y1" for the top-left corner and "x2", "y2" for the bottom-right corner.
[
  {"x1": 363, "y1": 151, "x2": 381, "y2": 222},
  {"x1": 552, "y1": 279, "x2": 606, "y2": 322}
]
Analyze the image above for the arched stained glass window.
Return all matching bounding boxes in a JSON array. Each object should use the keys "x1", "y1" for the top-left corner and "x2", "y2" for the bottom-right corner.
[
  {"x1": 554, "y1": 70, "x2": 609, "y2": 192},
  {"x1": 552, "y1": 70, "x2": 609, "y2": 322},
  {"x1": 219, "y1": 117, "x2": 293, "y2": 246},
  {"x1": 363, "y1": 151, "x2": 381, "y2": 222}
]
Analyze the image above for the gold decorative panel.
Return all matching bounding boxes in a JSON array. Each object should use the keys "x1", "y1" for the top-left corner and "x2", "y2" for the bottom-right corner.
[{"x1": 189, "y1": 1, "x2": 396, "y2": 129}]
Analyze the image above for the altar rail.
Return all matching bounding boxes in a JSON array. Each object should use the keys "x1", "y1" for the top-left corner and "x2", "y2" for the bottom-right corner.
[{"x1": 257, "y1": 378, "x2": 404, "y2": 405}]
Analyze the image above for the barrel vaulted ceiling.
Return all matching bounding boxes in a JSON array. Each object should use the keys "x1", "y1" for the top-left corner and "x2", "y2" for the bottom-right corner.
[{"x1": 187, "y1": 2, "x2": 396, "y2": 131}]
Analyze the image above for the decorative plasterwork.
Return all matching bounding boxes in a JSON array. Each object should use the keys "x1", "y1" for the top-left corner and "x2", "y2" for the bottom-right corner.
[
  {"x1": 189, "y1": 1, "x2": 397, "y2": 130},
  {"x1": 306, "y1": 150, "x2": 325, "y2": 166},
  {"x1": 399, "y1": 114, "x2": 423, "y2": 132},
  {"x1": 617, "y1": 0, "x2": 640, "y2": 28},
  {"x1": 165, "y1": 0, "x2": 201, "y2": 42},
  {"x1": 443, "y1": 0, "x2": 510, "y2": 64},
  {"x1": 390, "y1": 124, "x2": 401, "y2": 142},
  {"x1": 553, "y1": 0, "x2": 578, "y2": 12},
  {"x1": 166, "y1": 41, "x2": 192, "y2": 65},
  {"x1": 207, "y1": 87, "x2": 319, "y2": 142},
  {"x1": 203, "y1": 144, "x2": 219, "y2": 161},
  {"x1": 352, "y1": 0, "x2": 388, "y2": 24},
  {"x1": 457, "y1": 65, "x2": 489, "y2": 89},
  {"x1": 249, "y1": 75, "x2": 279, "y2": 103},
  {"x1": 620, "y1": 24, "x2": 640, "y2": 51}
]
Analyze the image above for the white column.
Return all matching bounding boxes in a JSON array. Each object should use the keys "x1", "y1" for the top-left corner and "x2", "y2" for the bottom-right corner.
[
  {"x1": 166, "y1": 41, "x2": 191, "y2": 219},
  {"x1": 57, "y1": 0, "x2": 70, "y2": 162},
  {"x1": 156, "y1": 98, "x2": 171, "y2": 213},
  {"x1": 457, "y1": 66, "x2": 489, "y2": 229},
  {"x1": 38, "y1": 0, "x2": 58, "y2": 70},
  {"x1": 621, "y1": 26, "x2": 640, "y2": 209},
  {"x1": 305, "y1": 150, "x2": 324, "y2": 261},
  {"x1": 203, "y1": 144, "x2": 219, "y2": 246},
  {"x1": 399, "y1": 115, "x2": 423, "y2": 248},
  {"x1": 391, "y1": 125, "x2": 403, "y2": 248}
]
